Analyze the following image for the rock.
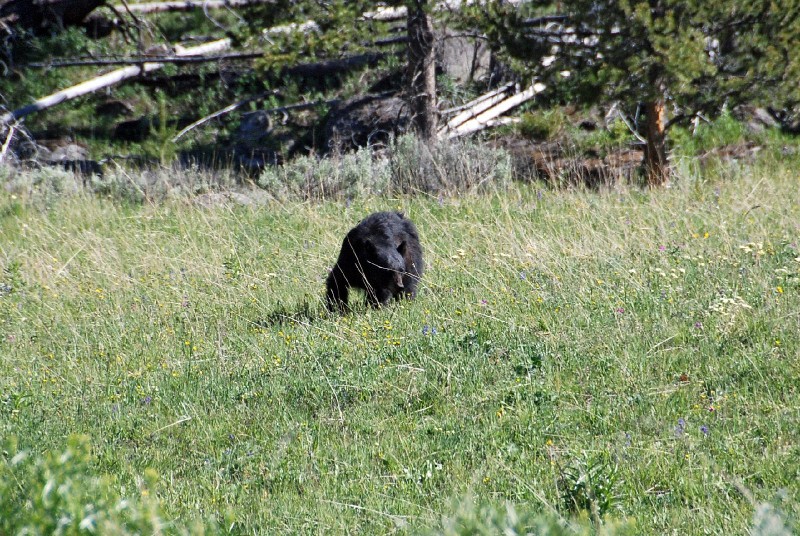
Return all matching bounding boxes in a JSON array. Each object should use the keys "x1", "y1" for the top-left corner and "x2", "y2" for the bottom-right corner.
[
  {"x1": 436, "y1": 28, "x2": 491, "y2": 84},
  {"x1": 47, "y1": 141, "x2": 89, "y2": 162},
  {"x1": 35, "y1": 138, "x2": 102, "y2": 176},
  {"x1": 235, "y1": 110, "x2": 273, "y2": 150},
  {"x1": 231, "y1": 110, "x2": 287, "y2": 171},
  {"x1": 734, "y1": 105, "x2": 779, "y2": 133},
  {"x1": 323, "y1": 94, "x2": 411, "y2": 152}
]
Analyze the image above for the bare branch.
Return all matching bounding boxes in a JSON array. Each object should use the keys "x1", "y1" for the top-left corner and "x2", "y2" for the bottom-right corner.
[
  {"x1": 1, "y1": 38, "x2": 231, "y2": 125},
  {"x1": 173, "y1": 97, "x2": 334, "y2": 142},
  {"x1": 23, "y1": 51, "x2": 263, "y2": 68}
]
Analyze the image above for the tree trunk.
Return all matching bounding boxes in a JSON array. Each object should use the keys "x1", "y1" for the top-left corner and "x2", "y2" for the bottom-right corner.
[
  {"x1": 643, "y1": 99, "x2": 669, "y2": 186},
  {"x1": 406, "y1": 0, "x2": 437, "y2": 143}
]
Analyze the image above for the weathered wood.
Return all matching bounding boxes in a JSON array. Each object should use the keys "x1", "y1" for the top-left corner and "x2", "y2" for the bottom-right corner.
[
  {"x1": 441, "y1": 83, "x2": 514, "y2": 116},
  {"x1": 363, "y1": 0, "x2": 526, "y2": 22},
  {"x1": 439, "y1": 83, "x2": 516, "y2": 134},
  {"x1": 112, "y1": 0, "x2": 273, "y2": 13},
  {"x1": 0, "y1": 39, "x2": 231, "y2": 126},
  {"x1": 446, "y1": 83, "x2": 545, "y2": 138},
  {"x1": 0, "y1": 122, "x2": 16, "y2": 164},
  {"x1": 263, "y1": 19, "x2": 318, "y2": 35}
]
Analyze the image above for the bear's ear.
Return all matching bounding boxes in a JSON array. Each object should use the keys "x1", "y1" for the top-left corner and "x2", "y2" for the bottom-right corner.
[{"x1": 397, "y1": 240, "x2": 407, "y2": 256}]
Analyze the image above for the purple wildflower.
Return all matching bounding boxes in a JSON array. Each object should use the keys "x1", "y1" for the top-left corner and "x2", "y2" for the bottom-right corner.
[
  {"x1": 674, "y1": 418, "x2": 686, "y2": 437},
  {"x1": 700, "y1": 425, "x2": 709, "y2": 436}
]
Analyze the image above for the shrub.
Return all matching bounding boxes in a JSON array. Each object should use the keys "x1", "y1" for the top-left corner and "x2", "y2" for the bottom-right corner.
[
  {"x1": 258, "y1": 135, "x2": 513, "y2": 199},
  {"x1": 387, "y1": 135, "x2": 513, "y2": 194},
  {"x1": 557, "y1": 452, "x2": 622, "y2": 522},
  {"x1": 258, "y1": 146, "x2": 388, "y2": 200},
  {"x1": 670, "y1": 110, "x2": 750, "y2": 156},
  {"x1": 0, "y1": 435, "x2": 216, "y2": 535}
]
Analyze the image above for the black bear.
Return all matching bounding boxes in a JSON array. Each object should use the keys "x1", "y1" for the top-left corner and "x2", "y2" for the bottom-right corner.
[{"x1": 326, "y1": 211, "x2": 423, "y2": 312}]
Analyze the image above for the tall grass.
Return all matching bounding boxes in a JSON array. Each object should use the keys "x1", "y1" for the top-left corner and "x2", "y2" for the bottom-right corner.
[{"x1": 1, "y1": 154, "x2": 799, "y2": 533}]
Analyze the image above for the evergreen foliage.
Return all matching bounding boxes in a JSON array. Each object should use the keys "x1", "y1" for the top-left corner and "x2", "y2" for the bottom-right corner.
[
  {"x1": 479, "y1": 0, "x2": 800, "y2": 118},
  {"x1": 475, "y1": 0, "x2": 800, "y2": 183}
]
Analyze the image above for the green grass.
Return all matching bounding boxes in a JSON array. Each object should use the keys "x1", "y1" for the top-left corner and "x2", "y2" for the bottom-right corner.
[{"x1": 1, "y1": 162, "x2": 799, "y2": 534}]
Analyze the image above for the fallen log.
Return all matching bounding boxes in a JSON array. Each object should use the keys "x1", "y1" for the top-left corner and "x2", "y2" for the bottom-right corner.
[
  {"x1": 263, "y1": 19, "x2": 319, "y2": 36},
  {"x1": 113, "y1": 0, "x2": 273, "y2": 13},
  {"x1": 0, "y1": 122, "x2": 16, "y2": 164},
  {"x1": 441, "y1": 82, "x2": 514, "y2": 116},
  {"x1": 0, "y1": 38, "x2": 231, "y2": 126},
  {"x1": 363, "y1": 0, "x2": 526, "y2": 22},
  {"x1": 439, "y1": 83, "x2": 516, "y2": 135},
  {"x1": 446, "y1": 83, "x2": 546, "y2": 139}
]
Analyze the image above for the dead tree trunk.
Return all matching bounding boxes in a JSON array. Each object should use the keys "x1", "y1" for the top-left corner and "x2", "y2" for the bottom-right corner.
[
  {"x1": 115, "y1": 0, "x2": 272, "y2": 13},
  {"x1": 0, "y1": 39, "x2": 231, "y2": 126},
  {"x1": 406, "y1": 0, "x2": 437, "y2": 143},
  {"x1": 643, "y1": 99, "x2": 669, "y2": 187}
]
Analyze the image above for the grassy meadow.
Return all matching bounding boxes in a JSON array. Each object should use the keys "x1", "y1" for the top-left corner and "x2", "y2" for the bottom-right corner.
[{"x1": 1, "y1": 159, "x2": 799, "y2": 534}]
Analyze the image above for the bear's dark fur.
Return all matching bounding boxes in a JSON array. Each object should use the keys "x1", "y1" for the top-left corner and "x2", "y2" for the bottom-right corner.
[{"x1": 326, "y1": 212, "x2": 423, "y2": 312}]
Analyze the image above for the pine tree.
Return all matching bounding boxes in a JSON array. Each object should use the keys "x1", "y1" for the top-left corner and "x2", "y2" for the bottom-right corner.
[{"x1": 476, "y1": 0, "x2": 800, "y2": 185}]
